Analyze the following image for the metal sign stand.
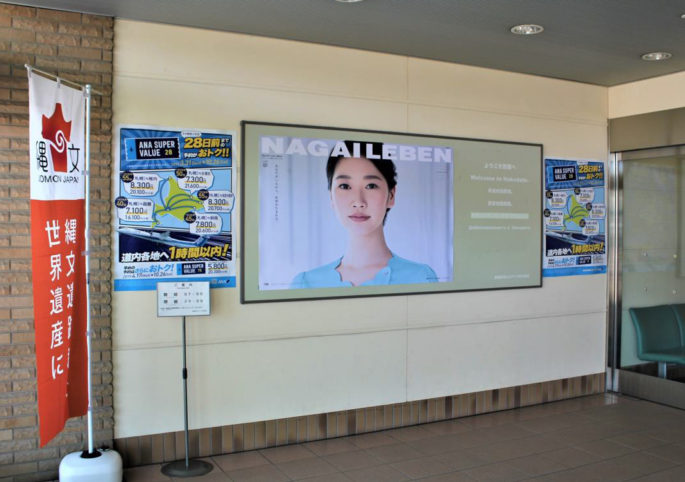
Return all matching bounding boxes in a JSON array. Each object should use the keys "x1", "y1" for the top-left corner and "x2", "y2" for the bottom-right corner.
[{"x1": 158, "y1": 281, "x2": 212, "y2": 478}]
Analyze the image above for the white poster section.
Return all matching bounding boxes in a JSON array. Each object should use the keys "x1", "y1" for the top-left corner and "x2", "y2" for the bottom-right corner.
[{"x1": 112, "y1": 19, "x2": 608, "y2": 438}]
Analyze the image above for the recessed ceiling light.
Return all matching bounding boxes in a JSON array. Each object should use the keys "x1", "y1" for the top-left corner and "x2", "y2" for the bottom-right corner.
[
  {"x1": 510, "y1": 24, "x2": 544, "y2": 35},
  {"x1": 335, "y1": 0, "x2": 364, "y2": 3},
  {"x1": 641, "y1": 52, "x2": 672, "y2": 61}
]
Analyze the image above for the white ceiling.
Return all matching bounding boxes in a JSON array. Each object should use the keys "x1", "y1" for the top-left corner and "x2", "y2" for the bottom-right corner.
[{"x1": 9, "y1": 0, "x2": 685, "y2": 86}]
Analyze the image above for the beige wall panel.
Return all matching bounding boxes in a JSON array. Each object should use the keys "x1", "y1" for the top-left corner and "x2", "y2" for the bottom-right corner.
[
  {"x1": 407, "y1": 58, "x2": 607, "y2": 124},
  {"x1": 115, "y1": 331, "x2": 407, "y2": 438},
  {"x1": 407, "y1": 275, "x2": 607, "y2": 327},
  {"x1": 608, "y1": 71, "x2": 685, "y2": 119},
  {"x1": 408, "y1": 104, "x2": 608, "y2": 160},
  {"x1": 115, "y1": 20, "x2": 408, "y2": 102},
  {"x1": 113, "y1": 291, "x2": 181, "y2": 349},
  {"x1": 406, "y1": 312, "x2": 606, "y2": 400},
  {"x1": 113, "y1": 289, "x2": 408, "y2": 350},
  {"x1": 113, "y1": 76, "x2": 409, "y2": 135},
  {"x1": 113, "y1": 347, "x2": 182, "y2": 437}
]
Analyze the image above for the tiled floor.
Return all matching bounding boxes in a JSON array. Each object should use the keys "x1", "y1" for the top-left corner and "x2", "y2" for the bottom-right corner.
[{"x1": 123, "y1": 394, "x2": 685, "y2": 481}]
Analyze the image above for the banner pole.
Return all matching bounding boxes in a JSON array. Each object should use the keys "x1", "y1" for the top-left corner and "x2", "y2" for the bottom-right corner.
[
  {"x1": 84, "y1": 84, "x2": 95, "y2": 455},
  {"x1": 25, "y1": 64, "x2": 103, "y2": 95}
]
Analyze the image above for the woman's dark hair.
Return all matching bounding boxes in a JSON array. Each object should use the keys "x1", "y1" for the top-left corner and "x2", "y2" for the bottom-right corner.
[
  {"x1": 326, "y1": 140, "x2": 397, "y2": 224},
  {"x1": 326, "y1": 140, "x2": 397, "y2": 191}
]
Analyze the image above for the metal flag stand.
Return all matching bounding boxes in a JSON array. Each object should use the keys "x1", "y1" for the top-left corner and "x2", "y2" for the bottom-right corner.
[
  {"x1": 26, "y1": 64, "x2": 123, "y2": 481},
  {"x1": 157, "y1": 281, "x2": 213, "y2": 477}
]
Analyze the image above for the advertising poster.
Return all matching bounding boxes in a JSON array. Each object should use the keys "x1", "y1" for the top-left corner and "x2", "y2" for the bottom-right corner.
[
  {"x1": 543, "y1": 158, "x2": 606, "y2": 277},
  {"x1": 258, "y1": 136, "x2": 454, "y2": 292},
  {"x1": 114, "y1": 126, "x2": 236, "y2": 290},
  {"x1": 28, "y1": 71, "x2": 88, "y2": 446}
]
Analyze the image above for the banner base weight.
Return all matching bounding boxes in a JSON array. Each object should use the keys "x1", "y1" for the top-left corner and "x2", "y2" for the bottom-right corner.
[{"x1": 59, "y1": 448, "x2": 122, "y2": 482}]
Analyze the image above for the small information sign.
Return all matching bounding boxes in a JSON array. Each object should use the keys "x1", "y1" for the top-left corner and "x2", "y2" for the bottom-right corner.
[{"x1": 157, "y1": 281, "x2": 210, "y2": 317}]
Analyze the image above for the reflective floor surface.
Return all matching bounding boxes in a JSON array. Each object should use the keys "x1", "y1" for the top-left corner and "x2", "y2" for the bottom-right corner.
[{"x1": 123, "y1": 394, "x2": 685, "y2": 481}]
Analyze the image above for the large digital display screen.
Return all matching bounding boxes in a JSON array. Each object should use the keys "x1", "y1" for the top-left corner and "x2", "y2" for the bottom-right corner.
[{"x1": 241, "y1": 122, "x2": 541, "y2": 302}]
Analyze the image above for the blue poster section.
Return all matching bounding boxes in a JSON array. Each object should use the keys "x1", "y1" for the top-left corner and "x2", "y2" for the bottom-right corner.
[
  {"x1": 114, "y1": 127, "x2": 236, "y2": 290},
  {"x1": 543, "y1": 158, "x2": 606, "y2": 277}
]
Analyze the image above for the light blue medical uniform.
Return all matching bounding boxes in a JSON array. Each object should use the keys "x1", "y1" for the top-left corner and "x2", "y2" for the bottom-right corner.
[{"x1": 290, "y1": 254, "x2": 437, "y2": 289}]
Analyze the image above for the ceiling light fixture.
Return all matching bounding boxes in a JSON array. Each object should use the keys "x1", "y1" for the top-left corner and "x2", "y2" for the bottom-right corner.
[
  {"x1": 335, "y1": 0, "x2": 364, "y2": 3},
  {"x1": 510, "y1": 24, "x2": 544, "y2": 35},
  {"x1": 641, "y1": 52, "x2": 672, "y2": 61}
]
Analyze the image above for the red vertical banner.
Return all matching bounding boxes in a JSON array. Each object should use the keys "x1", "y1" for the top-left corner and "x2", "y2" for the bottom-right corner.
[{"x1": 28, "y1": 72, "x2": 88, "y2": 446}]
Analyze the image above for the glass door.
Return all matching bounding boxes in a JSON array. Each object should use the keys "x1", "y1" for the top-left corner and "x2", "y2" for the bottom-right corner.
[{"x1": 612, "y1": 145, "x2": 685, "y2": 407}]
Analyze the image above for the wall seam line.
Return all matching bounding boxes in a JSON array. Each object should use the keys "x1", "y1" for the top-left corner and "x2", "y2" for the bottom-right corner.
[{"x1": 112, "y1": 308, "x2": 608, "y2": 351}]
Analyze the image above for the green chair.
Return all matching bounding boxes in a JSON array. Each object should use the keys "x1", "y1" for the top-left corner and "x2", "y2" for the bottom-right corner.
[
  {"x1": 628, "y1": 305, "x2": 685, "y2": 378},
  {"x1": 668, "y1": 303, "x2": 685, "y2": 344}
]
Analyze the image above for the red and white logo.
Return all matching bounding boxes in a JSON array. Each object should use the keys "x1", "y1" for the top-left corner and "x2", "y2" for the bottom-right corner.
[
  {"x1": 29, "y1": 73, "x2": 85, "y2": 201},
  {"x1": 40, "y1": 103, "x2": 72, "y2": 173}
]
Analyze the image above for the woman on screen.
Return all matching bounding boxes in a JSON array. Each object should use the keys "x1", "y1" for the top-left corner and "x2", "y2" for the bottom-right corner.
[{"x1": 290, "y1": 140, "x2": 437, "y2": 289}]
